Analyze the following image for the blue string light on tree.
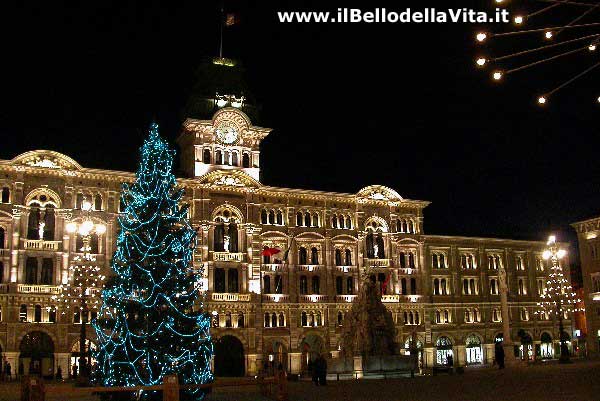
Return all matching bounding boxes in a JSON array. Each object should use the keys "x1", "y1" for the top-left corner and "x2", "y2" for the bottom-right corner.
[{"x1": 92, "y1": 122, "x2": 213, "y2": 400}]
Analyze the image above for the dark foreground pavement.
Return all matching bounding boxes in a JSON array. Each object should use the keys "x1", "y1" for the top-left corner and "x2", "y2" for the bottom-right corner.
[{"x1": 1, "y1": 359, "x2": 598, "y2": 401}]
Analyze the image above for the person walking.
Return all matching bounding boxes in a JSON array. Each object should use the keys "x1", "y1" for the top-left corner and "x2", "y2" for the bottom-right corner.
[
  {"x1": 495, "y1": 342, "x2": 505, "y2": 369},
  {"x1": 5, "y1": 362, "x2": 10, "y2": 381},
  {"x1": 18, "y1": 361, "x2": 23, "y2": 379},
  {"x1": 318, "y1": 355, "x2": 327, "y2": 386},
  {"x1": 72, "y1": 363, "x2": 78, "y2": 379},
  {"x1": 311, "y1": 357, "x2": 320, "y2": 386},
  {"x1": 56, "y1": 366, "x2": 62, "y2": 381}
]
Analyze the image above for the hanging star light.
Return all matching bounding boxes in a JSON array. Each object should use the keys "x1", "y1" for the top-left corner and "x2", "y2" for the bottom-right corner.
[{"x1": 475, "y1": 0, "x2": 599, "y2": 105}]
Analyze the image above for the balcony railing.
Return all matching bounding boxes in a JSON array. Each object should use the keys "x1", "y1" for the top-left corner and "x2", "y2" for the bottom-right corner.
[
  {"x1": 365, "y1": 258, "x2": 390, "y2": 268},
  {"x1": 23, "y1": 239, "x2": 62, "y2": 251},
  {"x1": 381, "y1": 294, "x2": 400, "y2": 303},
  {"x1": 262, "y1": 264, "x2": 285, "y2": 272},
  {"x1": 297, "y1": 265, "x2": 323, "y2": 272},
  {"x1": 335, "y1": 294, "x2": 357, "y2": 303},
  {"x1": 18, "y1": 284, "x2": 61, "y2": 295},
  {"x1": 334, "y1": 265, "x2": 355, "y2": 273},
  {"x1": 262, "y1": 294, "x2": 289, "y2": 303},
  {"x1": 213, "y1": 252, "x2": 244, "y2": 263},
  {"x1": 211, "y1": 292, "x2": 251, "y2": 302},
  {"x1": 299, "y1": 294, "x2": 328, "y2": 303},
  {"x1": 0, "y1": 284, "x2": 8, "y2": 293},
  {"x1": 0, "y1": 249, "x2": 9, "y2": 257}
]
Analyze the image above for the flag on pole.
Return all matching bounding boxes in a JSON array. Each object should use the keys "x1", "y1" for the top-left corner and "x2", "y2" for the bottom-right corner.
[{"x1": 381, "y1": 272, "x2": 392, "y2": 294}]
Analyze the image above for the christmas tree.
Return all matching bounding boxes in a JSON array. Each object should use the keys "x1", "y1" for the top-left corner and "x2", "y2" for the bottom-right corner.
[{"x1": 93, "y1": 123, "x2": 213, "y2": 399}]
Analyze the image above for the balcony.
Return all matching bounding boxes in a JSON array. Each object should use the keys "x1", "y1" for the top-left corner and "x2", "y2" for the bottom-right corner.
[
  {"x1": 335, "y1": 294, "x2": 357, "y2": 303},
  {"x1": 299, "y1": 294, "x2": 328, "y2": 303},
  {"x1": 262, "y1": 264, "x2": 285, "y2": 272},
  {"x1": 262, "y1": 294, "x2": 289, "y2": 303},
  {"x1": 334, "y1": 265, "x2": 355, "y2": 273},
  {"x1": 18, "y1": 284, "x2": 61, "y2": 295},
  {"x1": 381, "y1": 294, "x2": 400, "y2": 303},
  {"x1": 23, "y1": 239, "x2": 61, "y2": 251},
  {"x1": 0, "y1": 284, "x2": 8, "y2": 293},
  {"x1": 365, "y1": 258, "x2": 390, "y2": 268},
  {"x1": 211, "y1": 292, "x2": 251, "y2": 302},
  {"x1": 297, "y1": 265, "x2": 323, "y2": 272},
  {"x1": 213, "y1": 252, "x2": 244, "y2": 263}
]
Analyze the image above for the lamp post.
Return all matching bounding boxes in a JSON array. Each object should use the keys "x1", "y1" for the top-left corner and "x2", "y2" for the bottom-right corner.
[
  {"x1": 62, "y1": 199, "x2": 106, "y2": 383},
  {"x1": 537, "y1": 235, "x2": 579, "y2": 364}
]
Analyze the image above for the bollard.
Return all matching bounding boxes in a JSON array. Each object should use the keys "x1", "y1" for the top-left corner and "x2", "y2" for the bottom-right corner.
[
  {"x1": 163, "y1": 375, "x2": 179, "y2": 401},
  {"x1": 21, "y1": 375, "x2": 44, "y2": 401}
]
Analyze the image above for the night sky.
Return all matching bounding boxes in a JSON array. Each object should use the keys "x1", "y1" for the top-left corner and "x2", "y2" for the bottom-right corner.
[{"x1": 1, "y1": 1, "x2": 598, "y2": 257}]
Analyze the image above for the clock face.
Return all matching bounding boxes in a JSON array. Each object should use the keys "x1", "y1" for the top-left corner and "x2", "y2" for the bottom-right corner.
[{"x1": 215, "y1": 126, "x2": 239, "y2": 144}]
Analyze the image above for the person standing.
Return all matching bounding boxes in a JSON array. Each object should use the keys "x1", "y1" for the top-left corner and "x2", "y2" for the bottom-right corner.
[
  {"x1": 318, "y1": 355, "x2": 327, "y2": 386},
  {"x1": 56, "y1": 366, "x2": 62, "y2": 381},
  {"x1": 72, "y1": 363, "x2": 78, "y2": 379},
  {"x1": 311, "y1": 357, "x2": 319, "y2": 386},
  {"x1": 18, "y1": 361, "x2": 24, "y2": 379},
  {"x1": 5, "y1": 362, "x2": 10, "y2": 381},
  {"x1": 495, "y1": 342, "x2": 505, "y2": 369}
]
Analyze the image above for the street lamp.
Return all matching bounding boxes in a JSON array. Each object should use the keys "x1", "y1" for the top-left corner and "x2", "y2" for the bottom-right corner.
[
  {"x1": 536, "y1": 235, "x2": 580, "y2": 363},
  {"x1": 56, "y1": 199, "x2": 106, "y2": 383}
]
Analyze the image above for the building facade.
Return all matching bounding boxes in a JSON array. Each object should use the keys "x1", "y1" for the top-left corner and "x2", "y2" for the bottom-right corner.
[
  {"x1": 572, "y1": 217, "x2": 600, "y2": 356},
  {"x1": 0, "y1": 106, "x2": 575, "y2": 378}
]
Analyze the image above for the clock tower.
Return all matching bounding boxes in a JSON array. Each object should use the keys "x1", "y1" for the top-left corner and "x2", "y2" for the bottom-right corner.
[{"x1": 177, "y1": 106, "x2": 271, "y2": 181}]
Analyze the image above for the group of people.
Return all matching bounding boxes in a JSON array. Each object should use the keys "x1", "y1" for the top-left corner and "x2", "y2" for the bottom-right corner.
[{"x1": 310, "y1": 354, "x2": 328, "y2": 386}]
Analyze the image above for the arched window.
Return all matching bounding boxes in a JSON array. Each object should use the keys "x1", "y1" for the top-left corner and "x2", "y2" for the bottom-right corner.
[
  {"x1": 345, "y1": 216, "x2": 352, "y2": 229},
  {"x1": 278, "y1": 312, "x2": 285, "y2": 327},
  {"x1": 461, "y1": 255, "x2": 467, "y2": 269},
  {"x1": 263, "y1": 246, "x2": 271, "y2": 264},
  {"x1": 366, "y1": 232, "x2": 374, "y2": 258},
  {"x1": 94, "y1": 194, "x2": 102, "y2": 211},
  {"x1": 268, "y1": 210, "x2": 275, "y2": 225},
  {"x1": 49, "y1": 307, "x2": 56, "y2": 323},
  {"x1": 375, "y1": 233, "x2": 385, "y2": 258},
  {"x1": 41, "y1": 258, "x2": 53, "y2": 285},
  {"x1": 263, "y1": 275, "x2": 271, "y2": 293},
  {"x1": 75, "y1": 193, "x2": 84, "y2": 209},
  {"x1": 0, "y1": 227, "x2": 5, "y2": 249},
  {"x1": 301, "y1": 312, "x2": 307, "y2": 326},
  {"x1": 276, "y1": 210, "x2": 283, "y2": 225},
  {"x1": 401, "y1": 278, "x2": 407, "y2": 295},
  {"x1": 1, "y1": 187, "x2": 9, "y2": 203},
  {"x1": 345, "y1": 249, "x2": 352, "y2": 266},
  {"x1": 435, "y1": 310, "x2": 441, "y2": 323},
  {"x1": 264, "y1": 313, "x2": 271, "y2": 327},
  {"x1": 433, "y1": 278, "x2": 440, "y2": 295},
  {"x1": 310, "y1": 247, "x2": 319, "y2": 265},
  {"x1": 410, "y1": 278, "x2": 417, "y2": 295},
  {"x1": 409, "y1": 253, "x2": 415, "y2": 268},
  {"x1": 490, "y1": 279, "x2": 498, "y2": 295},
  {"x1": 214, "y1": 268, "x2": 225, "y2": 293},
  {"x1": 238, "y1": 312, "x2": 244, "y2": 328},
  {"x1": 432, "y1": 254, "x2": 439, "y2": 268},
  {"x1": 518, "y1": 279, "x2": 525, "y2": 295},
  {"x1": 339, "y1": 215, "x2": 345, "y2": 229},
  {"x1": 228, "y1": 269, "x2": 239, "y2": 293},
  {"x1": 242, "y1": 153, "x2": 250, "y2": 168},
  {"x1": 225, "y1": 313, "x2": 232, "y2": 328},
  {"x1": 336, "y1": 276, "x2": 343, "y2": 295},
  {"x1": 261, "y1": 210, "x2": 268, "y2": 224},
  {"x1": 403, "y1": 311, "x2": 408, "y2": 324},
  {"x1": 312, "y1": 276, "x2": 320, "y2": 294},
  {"x1": 474, "y1": 308, "x2": 480, "y2": 322},
  {"x1": 299, "y1": 247, "x2": 308, "y2": 265},
  {"x1": 34, "y1": 305, "x2": 42, "y2": 323},
  {"x1": 214, "y1": 223, "x2": 225, "y2": 252},
  {"x1": 408, "y1": 220, "x2": 414, "y2": 233},
  {"x1": 296, "y1": 212, "x2": 303, "y2": 227},
  {"x1": 299, "y1": 276, "x2": 308, "y2": 295},
  {"x1": 312, "y1": 213, "x2": 319, "y2": 227},
  {"x1": 470, "y1": 278, "x2": 476, "y2": 295},
  {"x1": 271, "y1": 313, "x2": 277, "y2": 328},
  {"x1": 440, "y1": 278, "x2": 447, "y2": 295},
  {"x1": 332, "y1": 215, "x2": 338, "y2": 229},
  {"x1": 468, "y1": 255, "x2": 474, "y2": 269},
  {"x1": 316, "y1": 312, "x2": 322, "y2": 326},
  {"x1": 203, "y1": 148, "x2": 211, "y2": 164},
  {"x1": 439, "y1": 254, "x2": 446, "y2": 268},
  {"x1": 337, "y1": 311, "x2": 343, "y2": 326},
  {"x1": 494, "y1": 255, "x2": 501, "y2": 269},
  {"x1": 215, "y1": 150, "x2": 223, "y2": 165},
  {"x1": 304, "y1": 212, "x2": 311, "y2": 227},
  {"x1": 465, "y1": 308, "x2": 472, "y2": 323},
  {"x1": 232, "y1": 151, "x2": 239, "y2": 166},
  {"x1": 19, "y1": 304, "x2": 27, "y2": 322},
  {"x1": 415, "y1": 311, "x2": 420, "y2": 324},
  {"x1": 488, "y1": 255, "x2": 494, "y2": 269},
  {"x1": 228, "y1": 223, "x2": 238, "y2": 253},
  {"x1": 399, "y1": 252, "x2": 406, "y2": 268},
  {"x1": 27, "y1": 203, "x2": 41, "y2": 239},
  {"x1": 25, "y1": 257, "x2": 38, "y2": 284},
  {"x1": 444, "y1": 310, "x2": 450, "y2": 323},
  {"x1": 335, "y1": 249, "x2": 342, "y2": 266},
  {"x1": 347, "y1": 277, "x2": 353, "y2": 295},
  {"x1": 74, "y1": 309, "x2": 81, "y2": 324}
]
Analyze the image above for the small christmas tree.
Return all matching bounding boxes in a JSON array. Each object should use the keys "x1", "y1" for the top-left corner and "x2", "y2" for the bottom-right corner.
[{"x1": 93, "y1": 123, "x2": 212, "y2": 399}]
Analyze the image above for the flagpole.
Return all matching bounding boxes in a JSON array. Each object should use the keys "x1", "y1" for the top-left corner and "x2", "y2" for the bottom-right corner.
[{"x1": 219, "y1": 0, "x2": 224, "y2": 58}]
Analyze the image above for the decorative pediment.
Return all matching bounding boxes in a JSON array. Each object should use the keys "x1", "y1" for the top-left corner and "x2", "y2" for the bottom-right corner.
[
  {"x1": 357, "y1": 185, "x2": 403, "y2": 202},
  {"x1": 199, "y1": 170, "x2": 261, "y2": 188},
  {"x1": 12, "y1": 150, "x2": 82, "y2": 171}
]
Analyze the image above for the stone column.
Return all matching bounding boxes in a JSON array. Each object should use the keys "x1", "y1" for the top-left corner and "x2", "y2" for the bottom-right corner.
[
  {"x1": 484, "y1": 343, "x2": 495, "y2": 364},
  {"x1": 455, "y1": 345, "x2": 466, "y2": 367},
  {"x1": 289, "y1": 352, "x2": 302, "y2": 374},
  {"x1": 55, "y1": 353, "x2": 70, "y2": 379}
]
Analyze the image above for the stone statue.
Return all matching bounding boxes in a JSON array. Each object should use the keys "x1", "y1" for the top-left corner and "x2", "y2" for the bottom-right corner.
[
  {"x1": 223, "y1": 235, "x2": 230, "y2": 253},
  {"x1": 38, "y1": 221, "x2": 45, "y2": 240},
  {"x1": 373, "y1": 243, "x2": 379, "y2": 259},
  {"x1": 339, "y1": 279, "x2": 397, "y2": 358}
]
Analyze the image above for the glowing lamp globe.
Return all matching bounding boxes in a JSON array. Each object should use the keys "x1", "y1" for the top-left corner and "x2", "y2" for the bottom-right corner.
[
  {"x1": 82, "y1": 200, "x2": 93, "y2": 212},
  {"x1": 66, "y1": 222, "x2": 78, "y2": 234},
  {"x1": 492, "y1": 71, "x2": 503, "y2": 80},
  {"x1": 476, "y1": 58, "x2": 487, "y2": 67},
  {"x1": 542, "y1": 250, "x2": 552, "y2": 260},
  {"x1": 476, "y1": 32, "x2": 487, "y2": 42},
  {"x1": 557, "y1": 249, "x2": 567, "y2": 259},
  {"x1": 514, "y1": 16, "x2": 523, "y2": 24},
  {"x1": 95, "y1": 224, "x2": 107, "y2": 235},
  {"x1": 79, "y1": 220, "x2": 94, "y2": 236},
  {"x1": 538, "y1": 96, "x2": 546, "y2": 105},
  {"x1": 545, "y1": 31, "x2": 553, "y2": 39},
  {"x1": 589, "y1": 44, "x2": 597, "y2": 51}
]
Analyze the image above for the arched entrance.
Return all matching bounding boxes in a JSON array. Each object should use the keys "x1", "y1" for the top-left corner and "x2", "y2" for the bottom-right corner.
[
  {"x1": 517, "y1": 330, "x2": 533, "y2": 360},
  {"x1": 19, "y1": 331, "x2": 54, "y2": 378},
  {"x1": 70, "y1": 339, "x2": 97, "y2": 374},
  {"x1": 300, "y1": 334, "x2": 324, "y2": 375},
  {"x1": 465, "y1": 334, "x2": 483, "y2": 365},
  {"x1": 435, "y1": 336, "x2": 453, "y2": 366},
  {"x1": 214, "y1": 335, "x2": 245, "y2": 377},
  {"x1": 541, "y1": 332, "x2": 553, "y2": 359},
  {"x1": 265, "y1": 339, "x2": 288, "y2": 373}
]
